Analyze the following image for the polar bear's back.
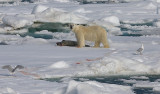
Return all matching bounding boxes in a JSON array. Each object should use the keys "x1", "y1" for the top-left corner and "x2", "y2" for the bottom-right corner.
[
  {"x1": 78, "y1": 25, "x2": 106, "y2": 32},
  {"x1": 82, "y1": 25, "x2": 107, "y2": 41}
]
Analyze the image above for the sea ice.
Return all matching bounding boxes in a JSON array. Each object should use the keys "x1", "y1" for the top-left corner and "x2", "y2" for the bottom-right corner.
[
  {"x1": 34, "y1": 7, "x2": 88, "y2": 24},
  {"x1": 2, "y1": 15, "x2": 33, "y2": 29},
  {"x1": 54, "y1": 80, "x2": 134, "y2": 94},
  {"x1": 31, "y1": 4, "x2": 48, "y2": 14},
  {"x1": 102, "y1": 16, "x2": 120, "y2": 26}
]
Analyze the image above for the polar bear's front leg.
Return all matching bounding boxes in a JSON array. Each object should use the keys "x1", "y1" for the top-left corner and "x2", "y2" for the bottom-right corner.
[{"x1": 75, "y1": 33, "x2": 85, "y2": 48}]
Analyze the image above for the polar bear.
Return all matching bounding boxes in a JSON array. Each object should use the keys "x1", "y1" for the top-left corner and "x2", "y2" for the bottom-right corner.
[{"x1": 71, "y1": 24, "x2": 109, "y2": 48}]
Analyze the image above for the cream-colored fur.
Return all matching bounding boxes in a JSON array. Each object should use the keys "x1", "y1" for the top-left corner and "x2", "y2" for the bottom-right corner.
[{"x1": 72, "y1": 24, "x2": 109, "y2": 48}]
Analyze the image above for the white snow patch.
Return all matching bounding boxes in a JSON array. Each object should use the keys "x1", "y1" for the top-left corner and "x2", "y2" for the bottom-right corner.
[
  {"x1": 130, "y1": 76, "x2": 149, "y2": 80},
  {"x1": 22, "y1": 36, "x2": 49, "y2": 45},
  {"x1": 143, "y1": 3, "x2": 156, "y2": 9},
  {"x1": 133, "y1": 81, "x2": 160, "y2": 88},
  {"x1": 153, "y1": 21, "x2": 160, "y2": 27},
  {"x1": 35, "y1": 30, "x2": 53, "y2": 35},
  {"x1": 54, "y1": 80, "x2": 134, "y2": 94},
  {"x1": 0, "y1": 23, "x2": 13, "y2": 32},
  {"x1": 0, "y1": 35, "x2": 49, "y2": 45},
  {"x1": 103, "y1": 16, "x2": 120, "y2": 26},
  {"x1": 77, "y1": 56, "x2": 153, "y2": 76},
  {"x1": 35, "y1": 8, "x2": 88, "y2": 24},
  {"x1": 75, "y1": 8, "x2": 92, "y2": 13},
  {"x1": 0, "y1": 87, "x2": 17, "y2": 94},
  {"x1": 153, "y1": 86, "x2": 160, "y2": 92},
  {"x1": 2, "y1": 15, "x2": 33, "y2": 29},
  {"x1": 54, "y1": 0, "x2": 70, "y2": 2},
  {"x1": 32, "y1": 5, "x2": 49, "y2": 14},
  {"x1": 121, "y1": 79, "x2": 137, "y2": 84},
  {"x1": 50, "y1": 61, "x2": 70, "y2": 69}
]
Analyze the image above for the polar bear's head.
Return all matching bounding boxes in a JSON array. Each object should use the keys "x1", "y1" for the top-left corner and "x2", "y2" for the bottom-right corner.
[
  {"x1": 70, "y1": 24, "x2": 80, "y2": 32},
  {"x1": 69, "y1": 24, "x2": 78, "y2": 29}
]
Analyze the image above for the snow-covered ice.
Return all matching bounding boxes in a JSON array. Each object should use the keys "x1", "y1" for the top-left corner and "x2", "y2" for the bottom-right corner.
[
  {"x1": 54, "y1": 80, "x2": 134, "y2": 94},
  {"x1": 2, "y1": 15, "x2": 33, "y2": 29},
  {"x1": 0, "y1": 0, "x2": 160, "y2": 93}
]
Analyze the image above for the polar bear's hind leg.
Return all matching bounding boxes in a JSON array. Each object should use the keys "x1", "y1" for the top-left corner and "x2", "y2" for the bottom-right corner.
[
  {"x1": 102, "y1": 39, "x2": 109, "y2": 48},
  {"x1": 94, "y1": 40, "x2": 100, "y2": 48}
]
